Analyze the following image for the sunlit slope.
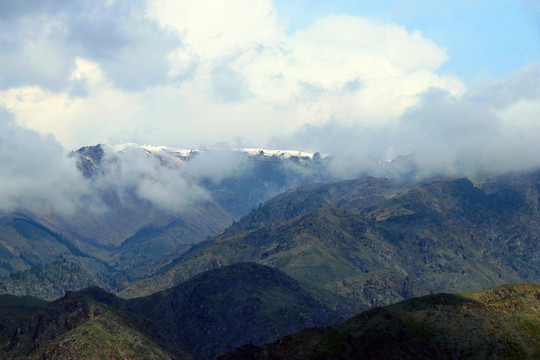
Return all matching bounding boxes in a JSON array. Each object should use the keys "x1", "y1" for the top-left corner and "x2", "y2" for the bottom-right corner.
[{"x1": 221, "y1": 283, "x2": 540, "y2": 360}]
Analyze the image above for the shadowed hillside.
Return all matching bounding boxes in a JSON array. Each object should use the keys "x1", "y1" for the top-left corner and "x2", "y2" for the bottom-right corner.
[{"x1": 2, "y1": 263, "x2": 339, "y2": 360}]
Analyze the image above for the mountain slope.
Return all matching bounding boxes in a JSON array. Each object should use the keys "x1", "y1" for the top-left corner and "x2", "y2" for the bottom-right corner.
[
  {"x1": 4, "y1": 287, "x2": 181, "y2": 360},
  {"x1": 0, "y1": 144, "x2": 334, "y2": 299},
  {"x1": 0, "y1": 260, "x2": 126, "y2": 300},
  {"x1": 0, "y1": 215, "x2": 91, "y2": 278},
  {"x1": 0, "y1": 294, "x2": 48, "y2": 349},
  {"x1": 118, "y1": 173, "x2": 540, "y2": 317},
  {"x1": 221, "y1": 283, "x2": 540, "y2": 360},
  {"x1": 129, "y1": 262, "x2": 340, "y2": 359},
  {"x1": 2, "y1": 263, "x2": 339, "y2": 360}
]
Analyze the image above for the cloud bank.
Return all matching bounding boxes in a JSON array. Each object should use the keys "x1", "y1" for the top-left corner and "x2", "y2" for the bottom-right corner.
[
  {"x1": 271, "y1": 63, "x2": 540, "y2": 179},
  {"x1": 0, "y1": 0, "x2": 537, "y2": 215},
  {"x1": 0, "y1": 109, "x2": 88, "y2": 214}
]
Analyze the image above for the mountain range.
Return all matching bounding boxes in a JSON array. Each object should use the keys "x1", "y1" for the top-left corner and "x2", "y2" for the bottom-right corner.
[
  {"x1": 0, "y1": 144, "x2": 538, "y2": 359},
  {"x1": 2, "y1": 263, "x2": 339, "y2": 360},
  {"x1": 118, "y1": 172, "x2": 540, "y2": 317},
  {"x1": 0, "y1": 144, "x2": 332, "y2": 297},
  {"x1": 221, "y1": 283, "x2": 540, "y2": 360}
]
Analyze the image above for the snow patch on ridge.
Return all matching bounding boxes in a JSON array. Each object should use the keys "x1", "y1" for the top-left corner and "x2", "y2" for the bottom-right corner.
[{"x1": 105, "y1": 143, "x2": 329, "y2": 161}]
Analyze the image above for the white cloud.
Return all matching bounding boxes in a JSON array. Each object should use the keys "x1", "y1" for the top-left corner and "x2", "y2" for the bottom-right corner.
[
  {"x1": 0, "y1": 58, "x2": 144, "y2": 149},
  {"x1": 272, "y1": 62, "x2": 540, "y2": 178},
  {"x1": 0, "y1": 109, "x2": 88, "y2": 214},
  {"x1": 0, "y1": 0, "x2": 475, "y2": 151},
  {"x1": 148, "y1": 0, "x2": 283, "y2": 60}
]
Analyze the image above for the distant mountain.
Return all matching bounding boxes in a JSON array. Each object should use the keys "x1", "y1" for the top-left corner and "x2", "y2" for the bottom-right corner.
[
  {"x1": 221, "y1": 283, "x2": 540, "y2": 360},
  {"x1": 118, "y1": 172, "x2": 540, "y2": 318},
  {"x1": 2, "y1": 263, "x2": 339, "y2": 360},
  {"x1": 0, "y1": 260, "x2": 125, "y2": 300},
  {"x1": 67, "y1": 144, "x2": 331, "y2": 267},
  {"x1": 0, "y1": 144, "x2": 332, "y2": 299}
]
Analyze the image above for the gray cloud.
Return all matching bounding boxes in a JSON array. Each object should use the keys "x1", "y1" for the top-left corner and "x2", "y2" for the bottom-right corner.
[
  {"x1": 0, "y1": 109, "x2": 89, "y2": 214},
  {"x1": 211, "y1": 63, "x2": 252, "y2": 103},
  {"x1": 270, "y1": 62, "x2": 540, "y2": 179},
  {"x1": 0, "y1": 0, "x2": 181, "y2": 91}
]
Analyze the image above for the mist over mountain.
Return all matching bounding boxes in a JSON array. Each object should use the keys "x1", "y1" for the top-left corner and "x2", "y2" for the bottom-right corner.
[
  {"x1": 270, "y1": 63, "x2": 540, "y2": 180},
  {"x1": 1, "y1": 62, "x2": 539, "y2": 217}
]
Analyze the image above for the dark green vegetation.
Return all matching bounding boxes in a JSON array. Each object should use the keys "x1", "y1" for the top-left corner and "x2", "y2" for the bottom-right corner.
[
  {"x1": 1, "y1": 263, "x2": 339, "y2": 360},
  {"x1": 119, "y1": 172, "x2": 540, "y2": 318},
  {"x1": 0, "y1": 260, "x2": 125, "y2": 300},
  {"x1": 221, "y1": 283, "x2": 540, "y2": 360},
  {"x1": 0, "y1": 294, "x2": 48, "y2": 349}
]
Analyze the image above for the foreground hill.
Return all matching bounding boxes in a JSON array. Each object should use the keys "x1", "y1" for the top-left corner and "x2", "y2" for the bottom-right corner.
[
  {"x1": 119, "y1": 172, "x2": 540, "y2": 317},
  {"x1": 5, "y1": 287, "x2": 180, "y2": 360},
  {"x1": 221, "y1": 283, "x2": 540, "y2": 360},
  {"x1": 2, "y1": 263, "x2": 339, "y2": 360},
  {"x1": 0, "y1": 294, "x2": 48, "y2": 349}
]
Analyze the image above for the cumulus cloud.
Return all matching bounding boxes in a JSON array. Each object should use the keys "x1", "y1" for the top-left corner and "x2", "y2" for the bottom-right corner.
[
  {"x1": 1, "y1": 0, "x2": 467, "y2": 150},
  {"x1": 271, "y1": 62, "x2": 540, "y2": 179},
  {"x1": 0, "y1": 0, "x2": 179, "y2": 91}
]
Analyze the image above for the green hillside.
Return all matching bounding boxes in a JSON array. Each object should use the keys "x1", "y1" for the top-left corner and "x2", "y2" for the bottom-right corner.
[
  {"x1": 221, "y1": 283, "x2": 540, "y2": 360},
  {"x1": 118, "y1": 174, "x2": 540, "y2": 318},
  {"x1": 2, "y1": 263, "x2": 339, "y2": 360}
]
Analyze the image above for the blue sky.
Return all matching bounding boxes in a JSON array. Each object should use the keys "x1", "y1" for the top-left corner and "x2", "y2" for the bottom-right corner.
[{"x1": 275, "y1": 0, "x2": 540, "y2": 80}]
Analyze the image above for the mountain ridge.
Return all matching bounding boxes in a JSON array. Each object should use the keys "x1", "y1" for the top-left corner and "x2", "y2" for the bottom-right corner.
[{"x1": 118, "y1": 172, "x2": 540, "y2": 318}]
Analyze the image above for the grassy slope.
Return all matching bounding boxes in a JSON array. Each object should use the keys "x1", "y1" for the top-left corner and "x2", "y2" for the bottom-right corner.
[
  {"x1": 2, "y1": 263, "x2": 339, "y2": 360},
  {"x1": 221, "y1": 283, "x2": 540, "y2": 360},
  {"x1": 118, "y1": 175, "x2": 539, "y2": 318}
]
